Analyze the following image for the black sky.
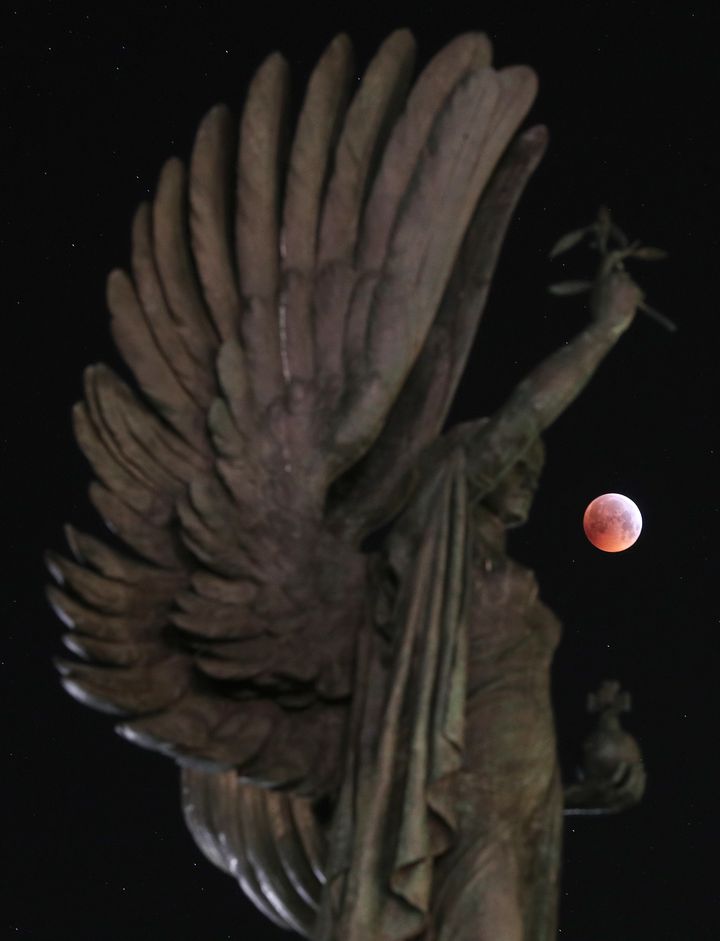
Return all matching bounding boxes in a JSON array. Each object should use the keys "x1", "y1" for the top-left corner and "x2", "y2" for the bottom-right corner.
[{"x1": 4, "y1": 2, "x2": 718, "y2": 939}]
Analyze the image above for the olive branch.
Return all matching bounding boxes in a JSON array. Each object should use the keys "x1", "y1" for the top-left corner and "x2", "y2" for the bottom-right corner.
[{"x1": 548, "y1": 206, "x2": 676, "y2": 331}]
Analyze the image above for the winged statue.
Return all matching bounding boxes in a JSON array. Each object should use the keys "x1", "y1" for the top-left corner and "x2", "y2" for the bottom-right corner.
[{"x1": 47, "y1": 30, "x2": 648, "y2": 940}]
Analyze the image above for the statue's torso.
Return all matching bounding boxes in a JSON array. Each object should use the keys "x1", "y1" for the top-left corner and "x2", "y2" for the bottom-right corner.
[
  {"x1": 429, "y1": 508, "x2": 562, "y2": 937},
  {"x1": 464, "y1": 542, "x2": 561, "y2": 817}
]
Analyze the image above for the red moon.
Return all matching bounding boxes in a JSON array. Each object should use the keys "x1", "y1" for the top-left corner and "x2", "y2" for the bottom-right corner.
[{"x1": 583, "y1": 493, "x2": 642, "y2": 552}]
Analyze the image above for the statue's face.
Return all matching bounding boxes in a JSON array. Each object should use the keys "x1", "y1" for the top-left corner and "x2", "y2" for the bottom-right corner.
[{"x1": 484, "y1": 442, "x2": 544, "y2": 528}]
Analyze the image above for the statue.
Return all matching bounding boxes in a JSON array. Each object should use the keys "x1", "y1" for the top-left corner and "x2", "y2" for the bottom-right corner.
[{"x1": 47, "y1": 30, "x2": 654, "y2": 940}]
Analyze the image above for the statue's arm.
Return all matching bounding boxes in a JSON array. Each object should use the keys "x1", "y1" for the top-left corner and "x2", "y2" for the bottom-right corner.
[{"x1": 465, "y1": 269, "x2": 642, "y2": 489}]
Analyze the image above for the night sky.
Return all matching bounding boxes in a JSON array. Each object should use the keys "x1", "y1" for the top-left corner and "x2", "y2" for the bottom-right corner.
[{"x1": 4, "y1": 2, "x2": 718, "y2": 939}]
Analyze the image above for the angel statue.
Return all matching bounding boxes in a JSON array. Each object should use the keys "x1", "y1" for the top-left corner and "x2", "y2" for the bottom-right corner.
[{"x1": 47, "y1": 30, "x2": 650, "y2": 941}]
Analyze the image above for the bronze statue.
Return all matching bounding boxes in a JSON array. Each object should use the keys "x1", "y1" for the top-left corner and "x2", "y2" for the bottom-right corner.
[{"x1": 47, "y1": 30, "x2": 650, "y2": 939}]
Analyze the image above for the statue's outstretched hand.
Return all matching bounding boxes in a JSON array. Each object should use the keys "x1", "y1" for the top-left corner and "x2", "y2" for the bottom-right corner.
[
  {"x1": 563, "y1": 680, "x2": 647, "y2": 815},
  {"x1": 589, "y1": 269, "x2": 643, "y2": 338}
]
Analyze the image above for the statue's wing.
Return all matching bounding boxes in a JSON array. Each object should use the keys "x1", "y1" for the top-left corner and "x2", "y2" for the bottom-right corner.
[
  {"x1": 48, "y1": 30, "x2": 541, "y2": 797},
  {"x1": 181, "y1": 767, "x2": 327, "y2": 935},
  {"x1": 328, "y1": 120, "x2": 547, "y2": 538}
]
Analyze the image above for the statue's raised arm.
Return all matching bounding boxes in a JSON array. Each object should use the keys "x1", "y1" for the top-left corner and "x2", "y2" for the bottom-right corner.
[{"x1": 465, "y1": 263, "x2": 642, "y2": 500}]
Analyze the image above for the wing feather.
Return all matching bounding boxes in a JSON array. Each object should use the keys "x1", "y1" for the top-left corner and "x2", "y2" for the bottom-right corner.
[
  {"x1": 47, "y1": 585, "x2": 166, "y2": 639},
  {"x1": 188, "y1": 104, "x2": 243, "y2": 341},
  {"x1": 280, "y1": 33, "x2": 353, "y2": 383},
  {"x1": 107, "y1": 267, "x2": 206, "y2": 449},
  {"x1": 190, "y1": 570, "x2": 257, "y2": 604},
  {"x1": 179, "y1": 526, "x2": 251, "y2": 580},
  {"x1": 182, "y1": 770, "x2": 293, "y2": 929},
  {"x1": 170, "y1": 598, "x2": 263, "y2": 640},
  {"x1": 47, "y1": 551, "x2": 168, "y2": 614},
  {"x1": 318, "y1": 30, "x2": 417, "y2": 268},
  {"x1": 175, "y1": 489, "x2": 251, "y2": 579},
  {"x1": 235, "y1": 786, "x2": 316, "y2": 932},
  {"x1": 235, "y1": 53, "x2": 289, "y2": 407},
  {"x1": 61, "y1": 632, "x2": 164, "y2": 667},
  {"x1": 214, "y1": 338, "x2": 255, "y2": 438},
  {"x1": 262, "y1": 789, "x2": 322, "y2": 908},
  {"x1": 72, "y1": 402, "x2": 167, "y2": 521},
  {"x1": 56, "y1": 654, "x2": 188, "y2": 715},
  {"x1": 83, "y1": 367, "x2": 161, "y2": 490},
  {"x1": 117, "y1": 693, "x2": 276, "y2": 765},
  {"x1": 89, "y1": 482, "x2": 184, "y2": 567},
  {"x1": 117, "y1": 375, "x2": 211, "y2": 474},
  {"x1": 182, "y1": 770, "x2": 326, "y2": 933},
  {"x1": 314, "y1": 28, "x2": 417, "y2": 384},
  {"x1": 181, "y1": 769, "x2": 235, "y2": 874},
  {"x1": 153, "y1": 157, "x2": 220, "y2": 369},
  {"x1": 206, "y1": 398, "x2": 243, "y2": 458},
  {"x1": 131, "y1": 202, "x2": 216, "y2": 406},
  {"x1": 48, "y1": 528, "x2": 185, "y2": 672},
  {"x1": 90, "y1": 367, "x2": 185, "y2": 492}
]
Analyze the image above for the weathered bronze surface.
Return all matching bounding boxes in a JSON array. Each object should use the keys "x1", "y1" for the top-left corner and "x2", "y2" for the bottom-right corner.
[{"x1": 48, "y1": 31, "x2": 646, "y2": 939}]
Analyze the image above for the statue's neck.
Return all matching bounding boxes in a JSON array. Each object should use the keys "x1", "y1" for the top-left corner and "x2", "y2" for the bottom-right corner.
[{"x1": 472, "y1": 504, "x2": 507, "y2": 558}]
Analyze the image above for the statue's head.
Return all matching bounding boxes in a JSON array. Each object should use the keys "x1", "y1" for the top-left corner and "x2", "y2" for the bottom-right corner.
[{"x1": 483, "y1": 437, "x2": 545, "y2": 528}]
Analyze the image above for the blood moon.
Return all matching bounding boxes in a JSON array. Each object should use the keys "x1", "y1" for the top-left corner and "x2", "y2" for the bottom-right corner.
[{"x1": 583, "y1": 493, "x2": 642, "y2": 552}]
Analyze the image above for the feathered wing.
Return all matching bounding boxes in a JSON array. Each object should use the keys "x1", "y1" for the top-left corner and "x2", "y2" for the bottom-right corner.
[
  {"x1": 48, "y1": 31, "x2": 543, "y2": 803},
  {"x1": 181, "y1": 767, "x2": 327, "y2": 935}
]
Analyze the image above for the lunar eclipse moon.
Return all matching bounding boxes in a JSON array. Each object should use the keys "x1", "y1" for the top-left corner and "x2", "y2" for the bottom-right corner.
[{"x1": 583, "y1": 493, "x2": 642, "y2": 552}]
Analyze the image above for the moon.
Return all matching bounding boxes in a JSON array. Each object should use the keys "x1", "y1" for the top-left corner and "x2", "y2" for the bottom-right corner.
[{"x1": 583, "y1": 493, "x2": 642, "y2": 552}]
